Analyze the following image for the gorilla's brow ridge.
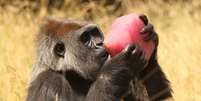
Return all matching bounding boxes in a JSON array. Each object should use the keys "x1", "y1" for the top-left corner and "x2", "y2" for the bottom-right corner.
[{"x1": 40, "y1": 18, "x2": 84, "y2": 37}]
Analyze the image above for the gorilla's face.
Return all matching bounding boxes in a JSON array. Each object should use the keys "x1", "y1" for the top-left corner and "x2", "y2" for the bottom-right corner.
[
  {"x1": 36, "y1": 18, "x2": 108, "y2": 80},
  {"x1": 62, "y1": 24, "x2": 108, "y2": 80}
]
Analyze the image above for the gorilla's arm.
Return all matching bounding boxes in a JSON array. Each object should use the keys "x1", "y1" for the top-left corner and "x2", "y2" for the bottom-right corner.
[
  {"x1": 86, "y1": 62, "x2": 131, "y2": 101},
  {"x1": 26, "y1": 70, "x2": 74, "y2": 101},
  {"x1": 87, "y1": 45, "x2": 147, "y2": 101},
  {"x1": 125, "y1": 15, "x2": 172, "y2": 101},
  {"x1": 139, "y1": 52, "x2": 172, "y2": 100},
  {"x1": 139, "y1": 16, "x2": 172, "y2": 100}
]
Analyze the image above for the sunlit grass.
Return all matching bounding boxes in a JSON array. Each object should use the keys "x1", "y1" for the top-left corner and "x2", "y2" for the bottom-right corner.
[{"x1": 0, "y1": 0, "x2": 201, "y2": 101}]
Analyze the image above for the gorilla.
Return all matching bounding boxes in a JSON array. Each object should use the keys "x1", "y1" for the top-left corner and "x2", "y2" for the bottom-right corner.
[{"x1": 26, "y1": 15, "x2": 172, "y2": 101}]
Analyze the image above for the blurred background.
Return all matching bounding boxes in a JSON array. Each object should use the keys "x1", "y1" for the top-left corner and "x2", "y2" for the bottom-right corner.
[{"x1": 0, "y1": 0, "x2": 201, "y2": 101}]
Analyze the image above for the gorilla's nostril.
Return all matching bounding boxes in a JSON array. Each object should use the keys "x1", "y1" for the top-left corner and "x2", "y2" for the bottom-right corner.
[{"x1": 96, "y1": 42, "x2": 103, "y2": 46}]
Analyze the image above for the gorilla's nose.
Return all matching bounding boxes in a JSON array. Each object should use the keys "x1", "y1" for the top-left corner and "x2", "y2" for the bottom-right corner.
[{"x1": 80, "y1": 24, "x2": 104, "y2": 48}]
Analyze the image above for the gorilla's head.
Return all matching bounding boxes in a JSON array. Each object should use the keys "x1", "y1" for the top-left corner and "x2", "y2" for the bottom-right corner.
[{"x1": 34, "y1": 17, "x2": 108, "y2": 80}]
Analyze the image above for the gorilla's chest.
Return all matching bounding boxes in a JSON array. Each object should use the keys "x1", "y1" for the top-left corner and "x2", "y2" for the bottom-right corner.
[{"x1": 65, "y1": 71, "x2": 93, "y2": 95}]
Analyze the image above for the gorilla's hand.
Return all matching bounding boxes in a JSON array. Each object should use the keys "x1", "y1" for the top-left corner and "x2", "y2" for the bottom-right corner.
[
  {"x1": 139, "y1": 14, "x2": 158, "y2": 63},
  {"x1": 101, "y1": 44, "x2": 147, "y2": 78},
  {"x1": 98, "y1": 44, "x2": 147, "y2": 98}
]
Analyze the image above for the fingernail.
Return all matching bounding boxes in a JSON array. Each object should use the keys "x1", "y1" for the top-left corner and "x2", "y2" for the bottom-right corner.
[{"x1": 139, "y1": 14, "x2": 148, "y2": 25}]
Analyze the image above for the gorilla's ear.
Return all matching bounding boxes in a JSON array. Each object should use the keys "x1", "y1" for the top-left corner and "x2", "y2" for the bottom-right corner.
[{"x1": 39, "y1": 17, "x2": 84, "y2": 37}]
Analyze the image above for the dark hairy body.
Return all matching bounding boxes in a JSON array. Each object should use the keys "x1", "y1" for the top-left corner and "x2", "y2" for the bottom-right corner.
[
  {"x1": 26, "y1": 15, "x2": 172, "y2": 101},
  {"x1": 123, "y1": 16, "x2": 172, "y2": 101}
]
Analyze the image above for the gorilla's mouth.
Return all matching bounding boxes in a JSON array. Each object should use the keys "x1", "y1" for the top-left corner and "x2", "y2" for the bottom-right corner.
[
  {"x1": 100, "y1": 50, "x2": 109, "y2": 60},
  {"x1": 97, "y1": 48, "x2": 109, "y2": 62}
]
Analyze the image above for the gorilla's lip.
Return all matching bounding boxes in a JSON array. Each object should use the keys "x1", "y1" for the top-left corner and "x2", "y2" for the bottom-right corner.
[
  {"x1": 100, "y1": 50, "x2": 109, "y2": 59},
  {"x1": 97, "y1": 49, "x2": 109, "y2": 62}
]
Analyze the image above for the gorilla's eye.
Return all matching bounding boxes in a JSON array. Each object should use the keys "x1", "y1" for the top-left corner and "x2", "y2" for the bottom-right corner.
[{"x1": 54, "y1": 42, "x2": 65, "y2": 58}]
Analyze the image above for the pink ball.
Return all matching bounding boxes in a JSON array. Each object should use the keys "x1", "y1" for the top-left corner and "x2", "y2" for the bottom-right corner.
[{"x1": 104, "y1": 13, "x2": 155, "y2": 60}]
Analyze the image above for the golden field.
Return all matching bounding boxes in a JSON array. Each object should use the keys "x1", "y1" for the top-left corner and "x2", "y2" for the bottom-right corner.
[{"x1": 0, "y1": 0, "x2": 201, "y2": 101}]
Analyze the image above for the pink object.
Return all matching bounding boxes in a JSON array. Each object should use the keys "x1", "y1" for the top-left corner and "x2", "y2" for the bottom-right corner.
[{"x1": 104, "y1": 13, "x2": 155, "y2": 60}]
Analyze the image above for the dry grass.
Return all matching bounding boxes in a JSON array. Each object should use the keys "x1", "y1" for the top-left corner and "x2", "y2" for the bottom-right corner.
[{"x1": 0, "y1": 0, "x2": 201, "y2": 101}]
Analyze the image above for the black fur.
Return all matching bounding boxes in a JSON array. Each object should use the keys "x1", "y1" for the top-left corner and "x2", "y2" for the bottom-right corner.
[{"x1": 124, "y1": 15, "x2": 172, "y2": 101}]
